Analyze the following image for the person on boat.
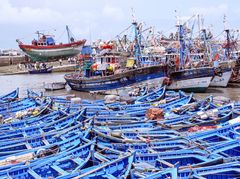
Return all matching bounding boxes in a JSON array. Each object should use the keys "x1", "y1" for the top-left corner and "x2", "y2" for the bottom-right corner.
[
  {"x1": 29, "y1": 63, "x2": 34, "y2": 69},
  {"x1": 17, "y1": 63, "x2": 22, "y2": 70},
  {"x1": 59, "y1": 59, "x2": 63, "y2": 66},
  {"x1": 42, "y1": 63, "x2": 47, "y2": 69},
  {"x1": 39, "y1": 62, "x2": 43, "y2": 69},
  {"x1": 35, "y1": 62, "x2": 40, "y2": 70},
  {"x1": 68, "y1": 57, "x2": 71, "y2": 64},
  {"x1": 175, "y1": 56, "x2": 180, "y2": 70}
]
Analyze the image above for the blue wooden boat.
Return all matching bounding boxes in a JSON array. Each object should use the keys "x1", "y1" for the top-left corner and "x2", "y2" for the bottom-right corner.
[
  {"x1": 28, "y1": 66, "x2": 53, "y2": 74},
  {"x1": 85, "y1": 94, "x2": 193, "y2": 117},
  {"x1": 0, "y1": 110, "x2": 86, "y2": 149},
  {"x1": 135, "y1": 86, "x2": 166, "y2": 103},
  {"x1": 62, "y1": 153, "x2": 134, "y2": 179},
  {"x1": 0, "y1": 124, "x2": 85, "y2": 157},
  {"x1": 27, "y1": 89, "x2": 43, "y2": 98},
  {"x1": 161, "y1": 104, "x2": 234, "y2": 132},
  {"x1": 171, "y1": 95, "x2": 213, "y2": 115},
  {"x1": 0, "y1": 97, "x2": 35, "y2": 109},
  {"x1": 98, "y1": 139, "x2": 189, "y2": 153},
  {"x1": 94, "y1": 116, "x2": 144, "y2": 125},
  {"x1": 0, "y1": 133, "x2": 89, "y2": 172},
  {"x1": 0, "y1": 110, "x2": 66, "y2": 131},
  {"x1": 131, "y1": 161, "x2": 240, "y2": 179},
  {"x1": 0, "y1": 97, "x2": 46, "y2": 118},
  {"x1": 93, "y1": 127, "x2": 181, "y2": 143},
  {"x1": 106, "y1": 90, "x2": 186, "y2": 110},
  {"x1": 0, "y1": 88, "x2": 19, "y2": 103},
  {"x1": 134, "y1": 149, "x2": 221, "y2": 170},
  {"x1": 0, "y1": 118, "x2": 84, "y2": 145},
  {"x1": 177, "y1": 161, "x2": 240, "y2": 179},
  {"x1": 0, "y1": 141, "x2": 93, "y2": 178}
]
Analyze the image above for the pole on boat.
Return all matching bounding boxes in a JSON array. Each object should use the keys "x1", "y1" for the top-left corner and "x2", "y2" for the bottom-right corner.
[
  {"x1": 179, "y1": 24, "x2": 185, "y2": 69},
  {"x1": 132, "y1": 8, "x2": 141, "y2": 67},
  {"x1": 66, "y1": 25, "x2": 71, "y2": 43},
  {"x1": 175, "y1": 11, "x2": 185, "y2": 69},
  {"x1": 133, "y1": 21, "x2": 141, "y2": 66},
  {"x1": 225, "y1": 29, "x2": 231, "y2": 60},
  {"x1": 202, "y1": 29, "x2": 211, "y2": 62},
  {"x1": 223, "y1": 14, "x2": 231, "y2": 60}
]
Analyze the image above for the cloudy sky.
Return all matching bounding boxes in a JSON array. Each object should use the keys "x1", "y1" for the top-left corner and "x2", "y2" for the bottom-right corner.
[{"x1": 0, "y1": 0, "x2": 239, "y2": 49}]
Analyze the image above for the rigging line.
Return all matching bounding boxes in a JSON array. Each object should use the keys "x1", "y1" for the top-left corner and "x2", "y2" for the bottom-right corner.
[
  {"x1": 213, "y1": 30, "x2": 225, "y2": 40},
  {"x1": 56, "y1": 29, "x2": 67, "y2": 43},
  {"x1": 115, "y1": 24, "x2": 133, "y2": 39},
  {"x1": 160, "y1": 25, "x2": 178, "y2": 35}
]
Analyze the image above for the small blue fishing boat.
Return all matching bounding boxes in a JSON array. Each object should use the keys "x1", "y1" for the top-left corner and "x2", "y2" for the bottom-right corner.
[
  {"x1": 0, "y1": 88, "x2": 19, "y2": 103},
  {"x1": 0, "y1": 141, "x2": 93, "y2": 178},
  {"x1": 135, "y1": 86, "x2": 166, "y2": 103},
  {"x1": 27, "y1": 89, "x2": 43, "y2": 98},
  {"x1": 66, "y1": 153, "x2": 134, "y2": 179}
]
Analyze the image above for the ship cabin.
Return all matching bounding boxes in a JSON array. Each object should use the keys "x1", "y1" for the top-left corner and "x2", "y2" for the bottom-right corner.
[
  {"x1": 96, "y1": 55, "x2": 121, "y2": 65},
  {"x1": 140, "y1": 54, "x2": 165, "y2": 66},
  {"x1": 165, "y1": 53, "x2": 179, "y2": 62},
  {"x1": 32, "y1": 35, "x2": 55, "y2": 46},
  {"x1": 88, "y1": 55, "x2": 122, "y2": 77}
]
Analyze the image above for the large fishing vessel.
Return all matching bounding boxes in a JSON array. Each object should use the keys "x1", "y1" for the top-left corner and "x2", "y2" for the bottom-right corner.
[
  {"x1": 165, "y1": 24, "x2": 217, "y2": 92},
  {"x1": 65, "y1": 20, "x2": 167, "y2": 92},
  {"x1": 65, "y1": 64, "x2": 167, "y2": 91},
  {"x1": 16, "y1": 26, "x2": 86, "y2": 62}
]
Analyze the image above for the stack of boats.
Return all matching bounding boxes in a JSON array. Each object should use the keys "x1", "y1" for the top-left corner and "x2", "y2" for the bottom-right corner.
[
  {"x1": 16, "y1": 19, "x2": 240, "y2": 93},
  {"x1": 64, "y1": 19, "x2": 239, "y2": 93},
  {"x1": 0, "y1": 87, "x2": 240, "y2": 178}
]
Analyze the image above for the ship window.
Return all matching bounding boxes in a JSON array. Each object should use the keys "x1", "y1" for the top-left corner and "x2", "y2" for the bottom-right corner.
[{"x1": 112, "y1": 58, "x2": 115, "y2": 63}]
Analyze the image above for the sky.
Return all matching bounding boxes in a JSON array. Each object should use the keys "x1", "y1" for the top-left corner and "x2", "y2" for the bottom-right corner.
[{"x1": 0, "y1": 0, "x2": 240, "y2": 49}]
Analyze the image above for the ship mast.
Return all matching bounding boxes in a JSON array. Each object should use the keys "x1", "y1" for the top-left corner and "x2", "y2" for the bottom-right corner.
[
  {"x1": 223, "y1": 14, "x2": 231, "y2": 60},
  {"x1": 178, "y1": 24, "x2": 185, "y2": 69},
  {"x1": 66, "y1": 25, "x2": 75, "y2": 43},
  {"x1": 132, "y1": 9, "x2": 141, "y2": 66},
  {"x1": 202, "y1": 29, "x2": 211, "y2": 62},
  {"x1": 175, "y1": 10, "x2": 186, "y2": 69}
]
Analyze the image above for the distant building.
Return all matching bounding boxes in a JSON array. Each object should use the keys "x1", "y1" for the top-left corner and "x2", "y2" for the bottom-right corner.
[{"x1": 0, "y1": 49, "x2": 23, "y2": 56}]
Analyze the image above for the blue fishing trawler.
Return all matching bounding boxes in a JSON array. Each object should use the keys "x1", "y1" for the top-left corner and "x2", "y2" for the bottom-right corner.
[{"x1": 65, "y1": 20, "x2": 167, "y2": 92}]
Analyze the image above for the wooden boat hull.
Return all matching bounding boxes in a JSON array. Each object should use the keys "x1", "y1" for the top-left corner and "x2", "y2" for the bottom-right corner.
[
  {"x1": 167, "y1": 76, "x2": 212, "y2": 92},
  {"x1": 19, "y1": 40, "x2": 85, "y2": 61},
  {"x1": 28, "y1": 66, "x2": 53, "y2": 74},
  {"x1": 44, "y1": 82, "x2": 66, "y2": 91},
  {"x1": 167, "y1": 67, "x2": 215, "y2": 92},
  {"x1": 65, "y1": 65, "x2": 167, "y2": 92},
  {"x1": 0, "y1": 88, "x2": 19, "y2": 103},
  {"x1": 210, "y1": 68, "x2": 232, "y2": 87}
]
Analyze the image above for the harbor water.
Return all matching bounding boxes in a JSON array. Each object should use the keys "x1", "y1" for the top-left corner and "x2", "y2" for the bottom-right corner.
[
  {"x1": 1, "y1": 73, "x2": 240, "y2": 101},
  {"x1": 0, "y1": 73, "x2": 101, "y2": 100}
]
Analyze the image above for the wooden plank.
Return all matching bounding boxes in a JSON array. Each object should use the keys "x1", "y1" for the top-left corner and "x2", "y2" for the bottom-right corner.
[
  {"x1": 28, "y1": 169, "x2": 42, "y2": 178},
  {"x1": 51, "y1": 165, "x2": 69, "y2": 175}
]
